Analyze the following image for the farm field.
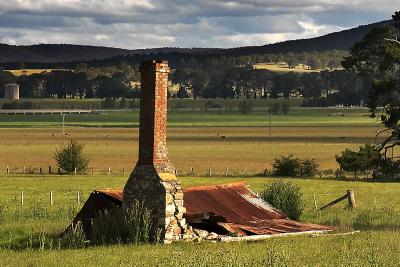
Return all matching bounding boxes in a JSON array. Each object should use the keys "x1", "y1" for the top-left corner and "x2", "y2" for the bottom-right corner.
[
  {"x1": 253, "y1": 63, "x2": 322, "y2": 73},
  {"x1": 5, "y1": 69, "x2": 68, "y2": 76},
  {"x1": 0, "y1": 107, "x2": 398, "y2": 266},
  {"x1": 0, "y1": 175, "x2": 399, "y2": 266}
]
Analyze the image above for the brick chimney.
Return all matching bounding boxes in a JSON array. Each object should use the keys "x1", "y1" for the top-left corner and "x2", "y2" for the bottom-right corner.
[{"x1": 123, "y1": 60, "x2": 186, "y2": 243}]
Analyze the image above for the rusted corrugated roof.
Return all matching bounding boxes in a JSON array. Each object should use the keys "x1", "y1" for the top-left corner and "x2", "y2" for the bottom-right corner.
[
  {"x1": 183, "y1": 182, "x2": 286, "y2": 223},
  {"x1": 89, "y1": 182, "x2": 332, "y2": 237}
]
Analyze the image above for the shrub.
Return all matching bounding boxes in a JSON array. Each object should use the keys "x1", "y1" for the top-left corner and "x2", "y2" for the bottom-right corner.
[
  {"x1": 299, "y1": 159, "x2": 319, "y2": 177},
  {"x1": 281, "y1": 102, "x2": 290, "y2": 114},
  {"x1": 272, "y1": 155, "x2": 301, "y2": 177},
  {"x1": 270, "y1": 103, "x2": 281, "y2": 115},
  {"x1": 119, "y1": 98, "x2": 127, "y2": 109},
  {"x1": 260, "y1": 180, "x2": 304, "y2": 220},
  {"x1": 238, "y1": 101, "x2": 253, "y2": 114},
  {"x1": 101, "y1": 98, "x2": 116, "y2": 109},
  {"x1": 91, "y1": 201, "x2": 159, "y2": 245},
  {"x1": 54, "y1": 140, "x2": 89, "y2": 173}
]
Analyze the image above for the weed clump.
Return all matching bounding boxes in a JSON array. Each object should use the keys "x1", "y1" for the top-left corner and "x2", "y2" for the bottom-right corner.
[{"x1": 260, "y1": 180, "x2": 304, "y2": 220}]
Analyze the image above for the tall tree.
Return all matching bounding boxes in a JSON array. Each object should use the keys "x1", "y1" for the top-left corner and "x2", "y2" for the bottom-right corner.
[{"x1": 343, "y1": 11, "x2": 400, "y2": 157}]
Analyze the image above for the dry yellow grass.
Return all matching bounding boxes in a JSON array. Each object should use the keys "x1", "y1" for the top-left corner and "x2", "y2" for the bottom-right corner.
[
  {"x1": 254, "y1": 63, "x2": 320, "y2": 73},
  {"x1": 0, "y1": 126, "x2": 384, "y2": 175},
  {"x1": 5, "y1": 69, "x2": 68, "y2": 76}
]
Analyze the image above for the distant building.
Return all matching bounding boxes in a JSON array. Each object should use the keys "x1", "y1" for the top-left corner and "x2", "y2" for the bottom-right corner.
[{"x1": 4, "y1": 83, "x2": 19, "y2": 100}]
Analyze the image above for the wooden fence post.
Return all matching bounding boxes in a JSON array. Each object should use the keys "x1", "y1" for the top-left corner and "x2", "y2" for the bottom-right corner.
[
  {"x1": 50, "y1": 191, "x2": 53, "y2": 206},
  {"x1": 209, "y1": 169, "x2": 212, "y2": 177},
  {"x1": 6, "y1": 166, "x2": 9, "y2": 174},
  {"x1": 347, "y1": 190, "x2": 356, "y2": 208},
  {"x1": 225, "y1": 166, "x2": 229, "y2": 177},
  {"x1": 74, "y1": 168, "x2": 77, "y2": 175},
  {"x1": 39, "y1": 167, "x2": 42, "y2": 175},
  {"x1": 77, "y1": 191, "x2": 81, "y2": 205},
  {"x1": 23, "y1": 166, "x2": 26, "y2": 174},
  {"x1": 108, "y1": 167, "x2": 111, "y2": 176},
  {"x1": 21, "y1": 190, "x2": 24, "y2": 205},
  {"x1": 190, "y1": 167, "x2": 194, "y2": 175},
  {"x1": 313, "y1": 194, "x2": 318, "y2": 210}
]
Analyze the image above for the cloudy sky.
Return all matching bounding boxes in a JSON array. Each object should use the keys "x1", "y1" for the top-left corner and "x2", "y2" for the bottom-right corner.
[{"x1": 0, "y1": 1, "x2": 397, "y2": 49}]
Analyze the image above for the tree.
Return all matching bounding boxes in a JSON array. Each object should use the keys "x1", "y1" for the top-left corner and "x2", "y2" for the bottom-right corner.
[
  {"x1": 96, "y1": 76, "x2": 129, "y2": 99},
  {"x1": 335, "y1": 145, "x2": 381, "y2": 179},
  {"x1": 342, "y1": 11, "x2": 400, "y2": 157},
  {"x1": 187, "y1": 69, "x2": 209, "y2": 99},
  {"x1": 54, "y1": 140, "x2": 89, "y2": 173}
]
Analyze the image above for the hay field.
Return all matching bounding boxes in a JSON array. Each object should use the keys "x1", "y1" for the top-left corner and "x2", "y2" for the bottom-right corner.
[{"x1": 0, "y1": 125, "x2": 384, "y2": 174}]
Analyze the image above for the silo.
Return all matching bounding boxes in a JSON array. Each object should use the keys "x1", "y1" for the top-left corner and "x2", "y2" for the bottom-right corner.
[{"x1": 4, "y1": 83, "x2": 20, "y2": 100}]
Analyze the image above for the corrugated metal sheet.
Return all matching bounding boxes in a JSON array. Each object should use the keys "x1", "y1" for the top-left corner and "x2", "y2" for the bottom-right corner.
[
  {"x1": 69, "y1": 182, "x2": 332, "y2": 237},
  {"x1": 183, "y1": 182, "x2": 286, "y2": 223}
]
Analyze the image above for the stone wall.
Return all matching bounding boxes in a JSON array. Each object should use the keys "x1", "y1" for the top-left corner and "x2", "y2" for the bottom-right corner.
[{"x1": 123, "y1": 60, "x2": 187, "y2": 244}]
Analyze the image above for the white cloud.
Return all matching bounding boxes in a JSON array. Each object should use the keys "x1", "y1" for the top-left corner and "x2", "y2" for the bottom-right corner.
[{"x1": 0, "y1": 0, "x2": 396, "y2": 48}]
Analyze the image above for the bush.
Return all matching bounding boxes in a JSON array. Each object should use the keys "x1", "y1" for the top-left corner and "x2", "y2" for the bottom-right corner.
[
  {"x1": 238, "y1": 101, "x2": 253, "y2": 114},
  {"x1": 299, "y1": 159, "x2": 319, "y2": 177},
  {"x1": 54, "y1": 140, "x2": 89, "y2": 173},
  {"x1": 281, "y1": 102, "x2": 290, "y2": 114},
  {"x1": 270, "y1": 103, "x2": 281, "y2": 115},
  {"x1": 101, "y1": 98, "x2": 116, "y2": 109},
  {"x1": 272, "y1": 155, "x2": 319, "y2": 177},
  {"x1": 260, "y1": 180, "x2": 304, "y2": 220},
  {"x1": 91, "y1": 201, "x2": 159, "y2": 245},
  {"x1": 272, "y1": 155, "x2": 301, "y2": 177}
]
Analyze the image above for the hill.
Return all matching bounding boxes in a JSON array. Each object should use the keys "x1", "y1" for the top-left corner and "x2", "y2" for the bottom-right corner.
[{"x1": 0, "y1": 19, "x2": 393, "y2": 64}]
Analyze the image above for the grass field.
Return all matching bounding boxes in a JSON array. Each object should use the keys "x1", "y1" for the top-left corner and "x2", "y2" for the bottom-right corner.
[
  {"x1": 0, "y1": 107, "x2": 398, "y2": 265},
  {"x1": 5, "y1": 69, "x2": 68, "y2": 76},
  {"x1": 0, "y1": 175, "x2": 399, "y2": 266},
  {"x1": 253, "y1": 63, "x2": 321, "y2": 73},
  {"x1": 0, "y1": 108, "x2": 383, "y2": 173}
]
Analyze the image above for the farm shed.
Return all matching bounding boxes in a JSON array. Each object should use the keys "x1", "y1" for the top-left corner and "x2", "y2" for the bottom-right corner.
[{"x1": 67, "y1": 182, "x2": 332, "y2": 239}]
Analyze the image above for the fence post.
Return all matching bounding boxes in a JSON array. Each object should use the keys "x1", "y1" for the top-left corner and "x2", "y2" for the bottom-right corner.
[
  {"x1": 244, "y1": 168, "x2": 247, "y2": 176},
  {"x1": 39, "y1": 167, "x2": 42, "y2": 175},
  {"x1": 74, "y1": 168, "x2": 77, "y2": 175},
  {"x1": 208, "y1": 169, "x2": 212, "y2": 176},
  {"x1": 50, "y1": 191, "x2": 53, "y2": 206},
  {"x1": 347, "y1": 190, "x2": 356, "y2": 208},
  {"x1": 225, "y1": 166, "x2": 229, "y2": 177},
  {"x1": 190, "y1": 167, "x2": 194, "y2": 175},
  {"x1": 48, "y1": 166, "x2": 52, "y2": 174},
  {"x1": 122, "y1": 168, "x2": 125, "y2": 175},
  {"x1": 23, "y1": 166, "x2": 26, "y2": 174},
  {"x1": 313, "y1": 194, "x2": 318, "y2": 210},
  {"x1": 108, "y1": 167, "x2": 111, "y2": 176},
  {"x1": 6, "y1": 166, "x2": 9, "y2": 174},
  {"x1": 21, "y1": 190, "x2": 24, "y2": 205},
  {"x1": 77, "y1": 191, "x2": 81, "y2": 205}
]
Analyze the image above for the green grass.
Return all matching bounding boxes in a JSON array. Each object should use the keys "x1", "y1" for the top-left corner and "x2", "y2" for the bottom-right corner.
[
  {"x1": 0, "y1": 175, "x2": 399, "y2": 266},
  {"x1": 0, "y1": 108, "x2": 374, "y2": 128}
]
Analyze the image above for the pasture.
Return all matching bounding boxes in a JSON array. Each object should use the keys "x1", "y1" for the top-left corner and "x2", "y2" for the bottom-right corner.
[
  {"x1": 0, "y1": 107, "x2": 398, "y2": 266},
  {"x1": 0, "y1": 175, "x2": 399, "y2": 266},
  {"x1": 253, "y1": 63, "x2": 321, "y2": 73}
]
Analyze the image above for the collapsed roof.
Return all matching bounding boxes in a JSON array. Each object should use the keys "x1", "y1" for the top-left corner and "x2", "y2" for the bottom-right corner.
[{"x1": 68, "y1": 182, "x2": 332, "y2": 239}]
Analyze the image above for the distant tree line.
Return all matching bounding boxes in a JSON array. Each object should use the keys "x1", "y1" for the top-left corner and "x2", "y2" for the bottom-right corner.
[
  {"x1": 171, "y1": 65, "x2": 370, "y2": 106},
  {"x1": 0, "y1": 49, "x2": 370, "y2": 106}
]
